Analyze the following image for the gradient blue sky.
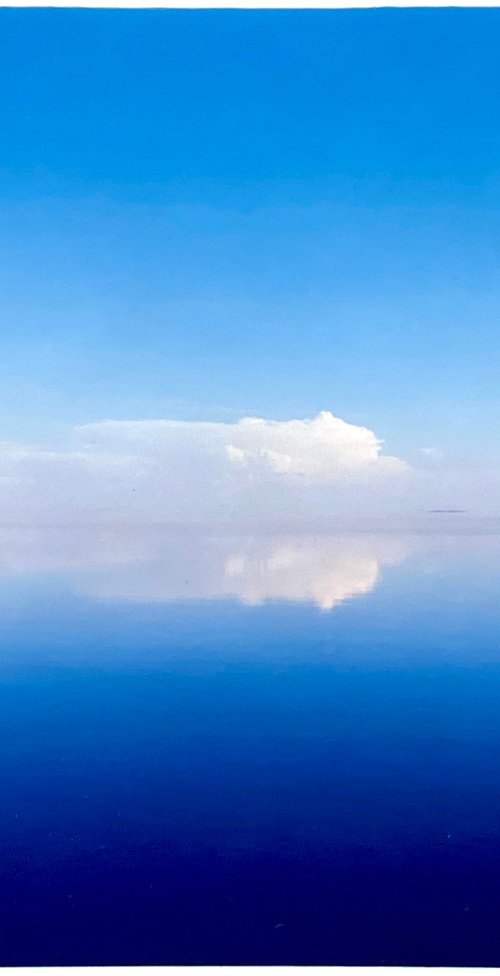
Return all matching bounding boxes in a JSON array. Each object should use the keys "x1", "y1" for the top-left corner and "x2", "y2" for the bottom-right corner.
[{"x1": 1, "y1": 8, "x2": 500, "y2": 472}]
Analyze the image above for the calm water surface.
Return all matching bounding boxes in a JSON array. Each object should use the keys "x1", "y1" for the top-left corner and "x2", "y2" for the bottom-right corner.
[{"x1": 1, "y1": 525, "x2": 500, "y2": 965}]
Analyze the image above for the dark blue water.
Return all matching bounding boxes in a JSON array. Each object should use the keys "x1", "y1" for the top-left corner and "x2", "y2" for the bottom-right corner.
[{"x1": 1, "y1": 527, "x2": 500, "y2": 965}]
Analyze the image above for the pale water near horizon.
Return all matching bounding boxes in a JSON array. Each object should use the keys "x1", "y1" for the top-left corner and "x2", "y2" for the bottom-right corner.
[{"x1": 1, "y1": 525, "x2": 500, "y2": 965}]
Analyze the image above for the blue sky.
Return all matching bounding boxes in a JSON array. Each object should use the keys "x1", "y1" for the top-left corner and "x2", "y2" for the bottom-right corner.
[{"x1": 1, "y1": 9, "x2": 500, "y2": 518}]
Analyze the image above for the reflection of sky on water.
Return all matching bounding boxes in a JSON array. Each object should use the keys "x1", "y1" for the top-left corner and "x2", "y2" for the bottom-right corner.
[
  {"x1": 3, "y1": 525, "x2": 500, "y2": 964},
  {"x1": 0, "y1": 525, "x2": 416, "y2": 609}
]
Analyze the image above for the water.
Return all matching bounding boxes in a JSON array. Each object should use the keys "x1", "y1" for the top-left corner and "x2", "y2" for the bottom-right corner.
[{"x1": 1, "y1": 524, "x2": 500, "y2": 965}]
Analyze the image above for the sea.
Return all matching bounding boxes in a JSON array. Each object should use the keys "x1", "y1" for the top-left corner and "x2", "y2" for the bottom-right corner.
[{"x1": 1, "y1": 520, "x2": 500, "y2": 965}]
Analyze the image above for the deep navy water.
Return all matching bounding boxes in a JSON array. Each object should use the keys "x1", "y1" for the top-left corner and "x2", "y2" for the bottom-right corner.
[{"x1": 1, "y1": 525, "x2": 500, "y2": 965}]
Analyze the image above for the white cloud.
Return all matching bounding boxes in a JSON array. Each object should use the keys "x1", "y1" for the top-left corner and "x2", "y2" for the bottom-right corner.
[
  {"x1": 0, "y1": 410, "x2": 412, "y2": 524},
  {"x1": 80, "y1": 410, "x2": 408, "y2": 480}
]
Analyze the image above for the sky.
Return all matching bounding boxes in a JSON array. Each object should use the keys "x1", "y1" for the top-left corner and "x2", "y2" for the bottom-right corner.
[{"x1": 1, "y1": 9, "x2": 500, "y2": 520}]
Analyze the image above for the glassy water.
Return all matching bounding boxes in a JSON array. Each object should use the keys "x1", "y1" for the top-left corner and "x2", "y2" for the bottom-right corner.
[{"x1": 1, "y1": 524, "x2": 500, "y2": 965}]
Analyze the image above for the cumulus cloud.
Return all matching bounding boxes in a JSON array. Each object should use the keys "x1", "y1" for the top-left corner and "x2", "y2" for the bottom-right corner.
[
  {"x1": 79, "y1": 410, "x2": 407, "y2": 480},
  {"x1": 0, "y1": 411, "x2": 412, "y2": 523}
]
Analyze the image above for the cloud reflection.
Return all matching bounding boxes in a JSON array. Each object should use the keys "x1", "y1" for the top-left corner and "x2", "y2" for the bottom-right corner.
[{"x1": 0, "y1": 526, "x2": 413, "y2": 610}]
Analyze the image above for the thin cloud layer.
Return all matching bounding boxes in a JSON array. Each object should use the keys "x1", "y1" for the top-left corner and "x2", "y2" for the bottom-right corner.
[{"x1": 0, "y1": 411, "x2": 411, "y2": 523}]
